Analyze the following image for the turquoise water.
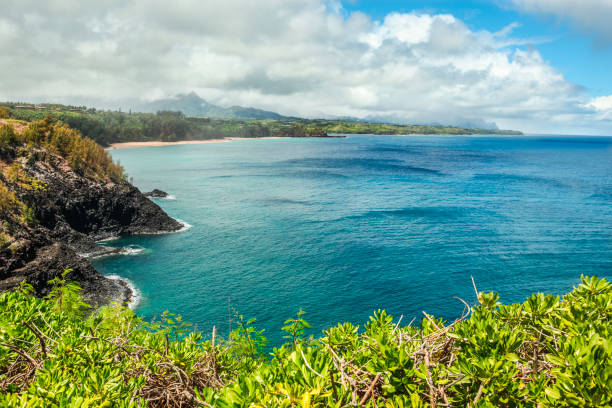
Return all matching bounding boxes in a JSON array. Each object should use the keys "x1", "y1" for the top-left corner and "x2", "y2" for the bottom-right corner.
[{"x1": 95, "y1": 135, "x2": 612, "y2": 345}]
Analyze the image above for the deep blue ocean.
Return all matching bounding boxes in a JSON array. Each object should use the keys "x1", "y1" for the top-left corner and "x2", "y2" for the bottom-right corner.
[{"x1": 95, "y1": 135, "x2": 612, "y2": 345}]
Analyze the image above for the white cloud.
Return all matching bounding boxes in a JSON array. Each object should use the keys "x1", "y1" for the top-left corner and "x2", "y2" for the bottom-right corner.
[
  {"x1": 362, "y1": 13, "x2": 439, "y2": 47},
  {"x1": 587, "y1": 95, "x2": 612, "y2": 120},
  {"x1": 0, "y1": 0, "x2": 610, "y2": 134},
  {"x1": 511, "y1": 0, "x2": 612, "y2": 44}
]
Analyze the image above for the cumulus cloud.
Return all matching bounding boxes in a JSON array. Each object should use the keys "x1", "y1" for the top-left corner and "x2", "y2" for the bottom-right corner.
[
  {"x1": 586, "y1": 95, "x2": 612, "y2": 120},
  {"x1": 511, "y1": 0, "x2": 612, "y2": 45},
  {"x1": 0, "y1": 0, "x2": 610, "y2": 134}
]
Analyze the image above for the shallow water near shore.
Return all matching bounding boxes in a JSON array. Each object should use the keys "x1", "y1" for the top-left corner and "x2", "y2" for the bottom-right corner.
[{"x1": 93, "y1": 135, "x2": 612, "y2": 345}]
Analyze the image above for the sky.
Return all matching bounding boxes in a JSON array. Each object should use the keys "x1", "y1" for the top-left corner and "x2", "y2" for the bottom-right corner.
[{"x1": 1, "y1": 0, "x2": 612, "y2": 135}]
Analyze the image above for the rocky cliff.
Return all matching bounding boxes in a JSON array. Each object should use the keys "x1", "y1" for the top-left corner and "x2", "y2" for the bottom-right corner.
[{"x1": 0, "y1": 119, "x2": 181, "y2": 306}]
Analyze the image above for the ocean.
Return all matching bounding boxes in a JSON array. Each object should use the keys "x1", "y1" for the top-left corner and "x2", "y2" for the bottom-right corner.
[{"x1": 94, "y1": 135, "x2": 612, "y2": 345}]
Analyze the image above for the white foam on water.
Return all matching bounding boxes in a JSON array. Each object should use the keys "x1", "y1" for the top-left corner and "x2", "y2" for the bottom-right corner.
[
  {"x1": 136, "y1": 218, "x2": 192, "y2": 235},
  {"x1": 174, "y1": 218, "x2": 192, "y2": 232},
  {"x1": 121, "y1": 245, "x2": 146, "y2": 255},
  {"x1": 106, "y1": 275, "x2": 141, "y2": 310},
  {"x1": 149, "y1": 194, "x2": 176, "y2": 200},
  {"x1": 97, "y1": 236, "x2": 120, "y2": 243},
  {"x1": 80, "y1": 246, "x2": 120, "y2": 259}
]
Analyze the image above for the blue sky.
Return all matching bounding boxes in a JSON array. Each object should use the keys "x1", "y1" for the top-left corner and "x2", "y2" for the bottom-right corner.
[
  {"x1": 344, "y1": 0, "x2": 612, "y2": 98},
  {"x1": 2, "y1": 0, "x2": 612, "y2": 134}
]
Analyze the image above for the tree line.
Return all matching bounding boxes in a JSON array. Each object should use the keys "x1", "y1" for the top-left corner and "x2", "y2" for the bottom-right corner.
[{"x1": 1, "y1": 104, "x2": 331, "y2": 146}]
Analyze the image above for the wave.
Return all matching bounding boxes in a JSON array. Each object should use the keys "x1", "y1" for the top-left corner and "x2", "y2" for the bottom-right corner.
[
  {"x1": 174, "y1": 218, "x2": 193, "y2": 232},
  {"x1": 366, "y1": 145, "x2": 417, "y2": 154},
  {"x1": 79, "y1": 246, "x2": 117, "y2": 259},
  {"x1": 85, "y1": 244, "x2": 147, "y2": 259},
  {"x1": 259, "y1": 198, "x2": 312, "y2": 206},
  {"x1": 132, "y1": 218, "x2": 192, "y2": 235},
  {"x1": 151, "y1": 194, "x2": 176, "y2": 200},
  {"x1": 280, "y1": 157, "x2": 441, "y2": 176},
  {"x1": 472, "y1": 173, "x2": 566, "y2": 189},
  {"x1": 122, "y1": 245, "x2": 146, "y2": 255},
  {"x1": 96, "y1": 236, "x2": 119, "y2": 243},
  {"x1": 589, "y1": 186, "x2": 612, "y2": 201},
  {"x1": 358, "y1": 206, "x2": 466, "y2": 220},
  {"x1": 106, "y1": 274, "x2": 141, "y2": 309}
]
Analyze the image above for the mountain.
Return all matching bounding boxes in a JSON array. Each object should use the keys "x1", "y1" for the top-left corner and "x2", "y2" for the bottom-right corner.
[
  {"x1": 136, "y1": 92, "x2": 503, "y2": 131},
  {"x1": 135, "y1": 92, "x2": 287, "y2": 119}
]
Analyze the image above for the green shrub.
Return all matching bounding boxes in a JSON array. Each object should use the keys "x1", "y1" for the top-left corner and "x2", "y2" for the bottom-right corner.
[
  {"x1": 13, "y1": 116, "x2": 127, "y2": 182},
  {"x1": 0, "y1": 232, "x2": 10, "y2": 249},
  {"x1": 4, "y1": 162, "x2": 47, "y2": 193},
  {"x1": 0, "y1": 180, "x2": 22, "y2": 221},
  {"x1": 0, "y1": 125, "x2": 17, "y2": 153},
  {"x1": 0, "y1": 275, "x2": 609, "y2": 407},
  {"x1": 20, "y1": 204, "x2": 38, "y2": 226}
]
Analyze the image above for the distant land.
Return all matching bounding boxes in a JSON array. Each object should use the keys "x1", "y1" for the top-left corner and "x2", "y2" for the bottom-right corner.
[
  {"x1": 134, "y1": 91, "x2": 502, "y2": 130},
  {"x1": 0, "y1": 101, "x2": 522, "y2": 147},
  {"x1": 134, "y1": 91, "x2": 288, "y2": 120}
]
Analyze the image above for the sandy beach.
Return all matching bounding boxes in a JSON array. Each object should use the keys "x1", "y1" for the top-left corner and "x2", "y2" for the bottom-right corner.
[
  {"x1": 108, "y1": 138, "x2": 230, "y2": 149},
  {"x1": 108, "y1": 136, "x2": 289, "y2": 149}
]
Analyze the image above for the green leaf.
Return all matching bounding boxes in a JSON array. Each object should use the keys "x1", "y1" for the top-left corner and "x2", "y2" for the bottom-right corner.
[{"x1": 545, "y1": 388, "x2": 561, "y2": 400}]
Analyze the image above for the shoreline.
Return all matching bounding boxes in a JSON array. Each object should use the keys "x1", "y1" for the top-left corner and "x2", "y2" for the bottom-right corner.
[
  {"x1": 107, "y1": 274, "x2": 141, "y2": 309},
  {"x1": 93, "y1": 218, "x2": 192, "y2": 308},
  {"x1": 108, "y1": 137, "x2": 289, "y2": 149}
]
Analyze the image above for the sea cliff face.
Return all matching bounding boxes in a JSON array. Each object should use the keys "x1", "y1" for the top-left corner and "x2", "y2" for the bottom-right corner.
[
  {"x1": 0, "y1": 120, "x2": 181, "y2": 306},
  {"x1": 25, "y1": 155, "x2": 181, "y2": 254}
]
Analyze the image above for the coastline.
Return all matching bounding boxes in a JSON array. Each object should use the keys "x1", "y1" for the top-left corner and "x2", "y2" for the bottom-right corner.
[
  {"x1": 108, "y1": 137, "x2": 289, "y2": 149},
  {"x1": 107, "y1": 274, "x2": 141, "y2": 309},
  {"x1": 92, "y1": 217, "x2": 192, "y2": 309}
]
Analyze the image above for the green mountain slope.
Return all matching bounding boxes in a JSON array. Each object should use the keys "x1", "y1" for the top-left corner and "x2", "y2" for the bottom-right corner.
[{"x1": 135, "y1": 92, "x2": 286, "y2": 119}]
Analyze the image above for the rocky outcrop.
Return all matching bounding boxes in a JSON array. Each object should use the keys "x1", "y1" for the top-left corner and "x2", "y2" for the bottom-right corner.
[
  {"x1": 0, "y1": 240, "x2": 130, "y2": 306},
  {"x1": 0, "y1": 152, "x2": 181, "y2": 307},
  {"x1": 144, "y1": 189, "x2": 169, "y2": 198}
]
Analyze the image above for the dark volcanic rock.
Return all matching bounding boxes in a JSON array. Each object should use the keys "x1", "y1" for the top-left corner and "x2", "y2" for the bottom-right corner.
[
  {"x1": 0, "y1": 153, "x2": 181, "y2": 306},
  {"x1": 1, "y1": 241, "x2": 130, "y2": 307},
  {"x1": 144, "y1": 189, "x2": 169, "y2": 198},
  {"x1": 24, "y1": 158, "x2": 181, "y2": 248}
]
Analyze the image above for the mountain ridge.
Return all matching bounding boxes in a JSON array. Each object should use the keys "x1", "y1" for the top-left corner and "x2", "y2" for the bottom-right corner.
[
  {"x1": 134, "y1": 92, "x2": 287, "y2": 119},
  {"x1": 133, "y1": 92, "x2": 502, "y2": 130}
]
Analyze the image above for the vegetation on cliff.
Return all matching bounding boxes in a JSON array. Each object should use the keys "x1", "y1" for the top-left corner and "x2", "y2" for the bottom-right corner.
[
  {"x1": 1, "y1": 275, "x2": 609, "y2": 407},
  {"x1": 0, "y1": 117, "x2": 126, "y2": 247},
  {"x1": 1, "y1": 117, "x2": 125, "y2": 181},
  {"x1": 1, "y1": 103, "x2": 521, "y2": 147},
  {"x1": 1, "y1": 118, "x2": 178, "y2": 306}
]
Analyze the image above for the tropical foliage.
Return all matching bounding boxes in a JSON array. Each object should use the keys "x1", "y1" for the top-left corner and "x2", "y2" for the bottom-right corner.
[
  {"x1": 1, "y1": 118, "x2": 127, "y2": 243},
  {"x1": 0, "y1": 275, "x2": 609, "y2": 407},
  {"x1": 1, "y1": 102, "x2": 520, "y2": 147},
  {"x1": 1, "y1": 104, "x2": 330, "y2": 146},
  {"x1": 0, "y1": 117, "x2": 125, "y2": 182}
]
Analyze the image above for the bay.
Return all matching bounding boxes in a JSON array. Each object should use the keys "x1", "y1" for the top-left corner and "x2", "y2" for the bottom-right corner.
[{"x1": 94, "y1": 135, "x2": 612, "y2": 345}]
